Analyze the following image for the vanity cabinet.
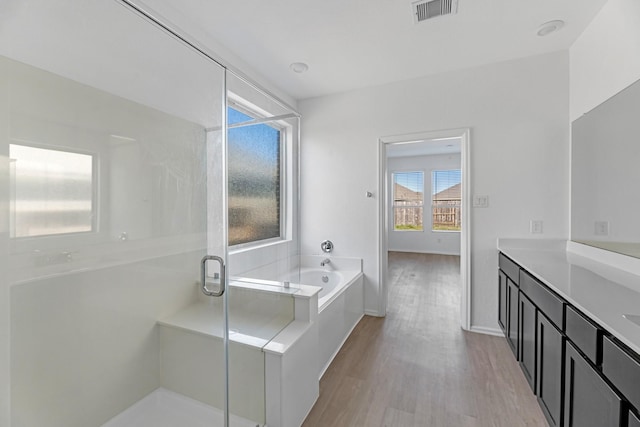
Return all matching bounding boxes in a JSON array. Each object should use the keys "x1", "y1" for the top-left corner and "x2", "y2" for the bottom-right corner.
[
  {"x1": 519, "y1": 291, "x2": 537, "y2": 392},
  {"x1": 563, "y1": 340, "x2": 622, "y2": 427},
  {"x1": 565, "y1": 306, "x2": 601, "y2": 366},
  {"x1": 498, "y1": 251, "x2": 640, "y2": 427},
  {"x1": 507, "y1": 279, "x2": 519, "y2": 358},
  {"x1": 519, "y1": 269, "x2": 566, "y2": 427},
  {"x1": 498, "y1": 270, "x2": 507, "y2": 333},
  {"x1": 499, "y1": 253, "x2": 520, "y2": 359},
  {"x1": 537, "y1": 311, "x2": 565, "y2": 427},
  {"x1": 603, "y1": 336, "x2": 640, "y2": 412}
]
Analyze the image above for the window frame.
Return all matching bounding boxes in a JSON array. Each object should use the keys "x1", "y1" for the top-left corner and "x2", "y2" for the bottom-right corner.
[
  {"x1": 9, "y1": 139, "x2": 99, "y2": 240},
  {"x1": 226, "y1": 98, "x2": 289, "y2": 250},
  {"x1": 392, "y1": 170, "x2": 425, "y2": 233},
  {"x1": 431, "y1": 168, "x2": 462, "y2": 233}
]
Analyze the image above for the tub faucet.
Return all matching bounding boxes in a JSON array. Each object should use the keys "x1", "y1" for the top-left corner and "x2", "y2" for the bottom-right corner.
[{"x1": 321, "y1": 258, "x2": 331, "y2": 267}]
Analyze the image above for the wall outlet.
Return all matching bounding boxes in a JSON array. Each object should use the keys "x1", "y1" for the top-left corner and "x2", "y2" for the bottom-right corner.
[
  {"x1": 473, "y1": 195, "x2": 489, "y2": 208},
  {"x1": 595, "y1": 220, "x2": 610, "y2": 236},
  {"x1": 530, "y1": 220, "x2": 543, "y2": 234}
]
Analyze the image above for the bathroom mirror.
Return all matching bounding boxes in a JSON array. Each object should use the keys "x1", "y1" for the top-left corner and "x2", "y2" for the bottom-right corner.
[{"x1": 571, "y1": 77, "x2": 640, "y2": 258}]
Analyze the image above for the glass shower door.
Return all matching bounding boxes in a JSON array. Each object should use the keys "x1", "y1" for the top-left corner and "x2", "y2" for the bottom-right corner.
[{"x1": 2, "y1": 0, "x2": 232, "y2": 426}]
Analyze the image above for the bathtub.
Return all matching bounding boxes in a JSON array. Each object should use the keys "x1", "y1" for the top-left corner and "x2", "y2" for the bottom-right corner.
[
  {"x1": 289, "y1": 267, "x2": 359, "y2": 311},
  {"x1": 290, "y1": 257, "x2": 364, "y2": 377},
  {"x1": 236, "y1": 255, "x2": 364, "y2": 378}
]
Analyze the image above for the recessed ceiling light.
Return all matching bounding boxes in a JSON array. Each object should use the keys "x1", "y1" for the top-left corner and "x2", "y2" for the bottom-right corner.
[
  {"x1": 290, "y1": 62, "x2": 309, "y2": 73},
  {"x1": 537, "y1": 20, "x2": 565, "y2": 37}
]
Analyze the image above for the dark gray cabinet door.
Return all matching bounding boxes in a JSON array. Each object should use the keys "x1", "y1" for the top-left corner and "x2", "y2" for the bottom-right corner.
[
  {"x1": 498, "y1": 270, "x2": 507, "y2": 334},
  {"x1": 629, "y1": 410, "x2": 640, "y2": 427},
  {"x1": 537, "y1": 313, "x2": 564, "y2": 427},
  {"x1": 563, "y1": 341, "x2": 622, "y2": 427},
  {"x1": 519, "y1": 291, "x2": 537, "y2": 392},
  {"x1": 507, "y1": 278, "x2": 519, "y2": 359}
]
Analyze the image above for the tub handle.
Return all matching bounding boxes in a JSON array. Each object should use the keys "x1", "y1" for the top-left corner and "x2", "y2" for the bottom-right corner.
[{"x1": 201, "y1": 255, "x2": 226, "y2": 297}]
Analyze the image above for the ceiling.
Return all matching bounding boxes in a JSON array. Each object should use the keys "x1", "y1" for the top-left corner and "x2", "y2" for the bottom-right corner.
[
  {"x1": 387, "y1": 137, "x2": 461, "y2": 158},
  {"x1": 137, "y1": 0, "x2": 608, "y2": 101}
]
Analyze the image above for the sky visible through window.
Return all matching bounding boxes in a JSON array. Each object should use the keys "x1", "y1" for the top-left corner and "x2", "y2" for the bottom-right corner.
[
  {"x1": 394, "y1": 170, "x2": 461, "y2": 193},
  {"x1": 228, "y1": 107, "x2": 280, "y2": 164},
  {"x1": 227, "y1": 106, "x2": 281, "y2": 246},
  {"x1": 395, "y1": 172, "x2": 424, "y2": 193},
  {"x1": 432, "y1": 169, "x2": 461, "y2": 194}
]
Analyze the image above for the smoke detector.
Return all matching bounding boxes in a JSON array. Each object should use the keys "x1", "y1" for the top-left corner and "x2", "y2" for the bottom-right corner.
[{"x1": 412, "y1": 0, "x2": 459, "y2": 23}]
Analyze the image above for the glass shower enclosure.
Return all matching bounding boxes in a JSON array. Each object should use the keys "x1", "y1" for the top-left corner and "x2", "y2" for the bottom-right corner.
[{"x1": 0, "y1": 0, "x2": 299, "y2": 426}]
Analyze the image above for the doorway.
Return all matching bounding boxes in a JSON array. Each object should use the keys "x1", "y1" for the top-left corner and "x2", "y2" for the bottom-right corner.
[{"x1": 378, "y1": 129, "x2": 471, "y2": 329}]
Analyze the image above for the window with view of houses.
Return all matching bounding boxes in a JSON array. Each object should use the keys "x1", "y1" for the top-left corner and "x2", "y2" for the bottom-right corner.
[
  {"x1": 393, "y1": 171, "x2": 424, "y2": 231},
  {"x1": 432, "y1": 169, "x2": 461, "y2": 232}
]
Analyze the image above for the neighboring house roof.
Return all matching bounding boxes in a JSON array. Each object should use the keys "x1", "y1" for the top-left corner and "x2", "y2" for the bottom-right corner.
[
  {"x1": 434, "y1": 183, "x2": 461, "y2": 200},
  {"x1": 394, "y1": 183, "x2": 423, "y2": 202}
]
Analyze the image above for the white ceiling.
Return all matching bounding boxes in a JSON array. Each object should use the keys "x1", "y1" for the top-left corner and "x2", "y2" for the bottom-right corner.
[
  {"x1": 386, "y1": 137, "x2": 461, "y2": 158},
  {"x1": 138, "y1": 0, "x2": 608, "y2": 101}
]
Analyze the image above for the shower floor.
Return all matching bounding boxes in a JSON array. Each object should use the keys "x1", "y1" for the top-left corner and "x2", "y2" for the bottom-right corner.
[{"x1": 101, "y1": 388, "x2": 259, "y2": 427}]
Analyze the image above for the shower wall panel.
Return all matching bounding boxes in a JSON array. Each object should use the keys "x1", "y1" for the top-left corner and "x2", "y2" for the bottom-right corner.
[{"x1": 4, "y1": 53, "x2": 222, "y2": 427}]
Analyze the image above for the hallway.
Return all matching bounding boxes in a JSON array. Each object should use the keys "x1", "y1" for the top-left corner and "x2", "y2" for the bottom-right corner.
[{"x1": 302, "y1": 252, "x2": 546, "y2": 427}]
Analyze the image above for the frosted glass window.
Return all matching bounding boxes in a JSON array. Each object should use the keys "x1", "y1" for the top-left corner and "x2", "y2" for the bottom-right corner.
[
  {"x1": 228, "y1": 107, "x2": 282, "y2": 246},
  {"x1": 10, "y1": 144, "x2": 94, "y2": 238},
  {"x1": 393, "y1": 171, "x2": 424, "y2": 231},
  {"x1": 432, "y1": 169, "x2": 461, "y2": 231}
]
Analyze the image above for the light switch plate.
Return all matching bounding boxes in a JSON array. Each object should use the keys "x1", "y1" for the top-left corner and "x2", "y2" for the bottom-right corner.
[{"x1": 473, "y1": 195, "x2": 489, "y2": 208}]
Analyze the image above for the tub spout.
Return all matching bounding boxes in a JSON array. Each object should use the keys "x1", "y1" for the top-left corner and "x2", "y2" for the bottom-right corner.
[{"x1": 321, "y1": 258, "x2": 331, "y2": 267}]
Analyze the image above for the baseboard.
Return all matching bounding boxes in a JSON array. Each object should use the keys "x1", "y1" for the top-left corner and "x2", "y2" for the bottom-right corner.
[
  {"x1": 468, "y1": 326, "x2": 504, "y2": 337},
  {"x1": 364, "y1": 309, "x2": 385, "y2": 317},
  {"x1": 388, "y1": 249, "x2": 461, "y2": 256}
]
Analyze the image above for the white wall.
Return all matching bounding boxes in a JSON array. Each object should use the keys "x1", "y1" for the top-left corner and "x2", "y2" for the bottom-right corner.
[
  {"x1": 388, "y1": 153, "x2": 461, "y2": 255},
  {"x1": 299, "y1": 51, "x2": 570, "y2": 328},
  {"x1": 0, "y1": 60, "x2": 9, "y2": 427},
  {"x1": 570, "y1": 0, "x2": 640, "y2": 120}
]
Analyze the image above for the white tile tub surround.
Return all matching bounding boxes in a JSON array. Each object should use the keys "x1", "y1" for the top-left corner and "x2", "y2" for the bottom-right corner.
[
  {"x1": 317, "y1": 273, "x2": 364, "y2": 378},
  {"x1": 296, "y1": 256, "x2": 365, "y2": 379},
  {"x1": 497, "y1": 238, "x2": 640, "y2": 356},
  {"x1": 264, "y1": 321, "x2": 319, "y2": 427},
  {"x1": 235, "y1": 255, "x2": 365, "y2": 381}
]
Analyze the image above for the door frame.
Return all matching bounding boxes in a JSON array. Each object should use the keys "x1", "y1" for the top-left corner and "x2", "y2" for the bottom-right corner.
[{"x1": 378, "y1": 128, "x2": 471, "y2": 330}]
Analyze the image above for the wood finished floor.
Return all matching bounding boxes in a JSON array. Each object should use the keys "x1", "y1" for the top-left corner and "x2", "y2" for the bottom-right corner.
[{"x1": 302, "y1": 252, "x2": 547, "y2": 427}]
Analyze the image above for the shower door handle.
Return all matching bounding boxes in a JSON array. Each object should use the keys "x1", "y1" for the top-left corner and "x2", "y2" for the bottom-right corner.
[{"x1": 201, "y1": 255, "x2": 226, "y2": 297}]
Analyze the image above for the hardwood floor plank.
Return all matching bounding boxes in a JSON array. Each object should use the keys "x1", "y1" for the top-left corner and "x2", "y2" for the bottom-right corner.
[{"x1": 302, "y1": 252, "x2": 546, "y2": 427}]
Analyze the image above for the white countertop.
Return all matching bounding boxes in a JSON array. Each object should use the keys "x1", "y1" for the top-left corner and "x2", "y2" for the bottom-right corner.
[{"x1": 498, "y1": 239, "x2": 640, "y2": 355}]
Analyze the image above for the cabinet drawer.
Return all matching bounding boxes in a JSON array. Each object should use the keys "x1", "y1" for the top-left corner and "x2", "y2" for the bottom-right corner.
[
  {"x1": 602, "y1": 336, "x2": 640, "y2": 410},
  {"x1": 520, "y1": 270, "x2": 565, "y2": 331},
  {"x1": 499, "y1": 253, "x2": 520, "y2": 285},
  {"x1": 629, "y1": 410, "x2": 640, "y2": 427},
  {"x1": 566, "y1": 305, "x2": 602, "y2": 366}
]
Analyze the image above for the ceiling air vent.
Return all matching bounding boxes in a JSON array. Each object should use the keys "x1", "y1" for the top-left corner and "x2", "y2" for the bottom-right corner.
[{"x1": 412, "y1": 0, "x2": 458, "y2": 23}]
